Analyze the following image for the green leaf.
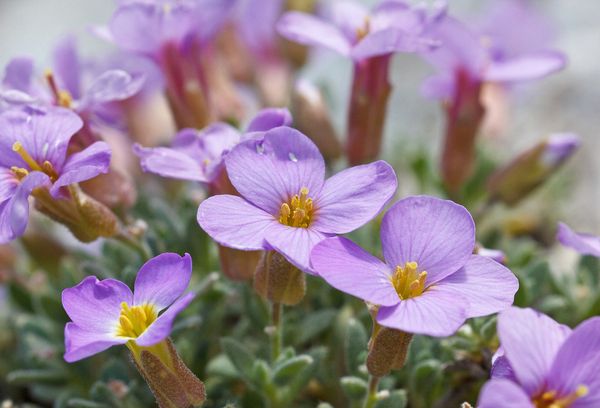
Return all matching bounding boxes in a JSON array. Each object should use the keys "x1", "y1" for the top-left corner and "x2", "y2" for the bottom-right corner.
[
  {"x1": 272, "y1": 355, "x2": 314, "y2": 386},
  {"x1": 67, "y1": 399, "x2": 111, "y2": 408},
  {"x1": 293, "y1": 309, "x2": 337, "y2": 346},
  {"x1": 250, "y1": 359, "x2": 271, "y2": 389},
  {"x1": 344, "y1": 318, "x2": 368, "y2": 374},
  {"x1": 206, "y1": 354, "x2": 239, "y2": 378},
  {"x1": 340, "y1": 376, "x2": 368, "y2": 400},
  {"x1": 375, "y1": 390, "x2": 407, "y2": 408},
  {"x1": 220, "y1": 337, "x2": 255, "y2": 380},
  {"x1": 7, "y1": 368, "x2": 67, "y2": 385}
]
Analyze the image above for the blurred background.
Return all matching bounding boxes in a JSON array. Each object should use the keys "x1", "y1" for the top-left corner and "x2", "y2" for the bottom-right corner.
[{"x1": 0, "y1": 0, "x2": 597, "y2": 233}]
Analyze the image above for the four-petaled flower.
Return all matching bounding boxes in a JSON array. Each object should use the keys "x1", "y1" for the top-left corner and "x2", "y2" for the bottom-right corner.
[
  {"x1": 0, "y1": 107, "x2": 111, "y2": 243},
  {"x1": 310, "y1": 196, "x2": 518, "y2": 336},
  {"x1": 198, "y1": 126, "x2": 397, "y2": 272},
  {"x1": 62, "y1": 252, "x2": 195, "y2": 362},
  {"x1": 478, "y1": 307, "x2": 600, "y2": 408}
]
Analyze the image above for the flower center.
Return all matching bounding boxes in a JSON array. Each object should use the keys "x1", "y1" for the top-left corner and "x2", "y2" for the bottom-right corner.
[
  {"x1": 115, "y1": 302, "x2": 158, "y2": 338},
  {"x1": 11, "y1": 142, "x2": 59, "y2": 181},
  {"x1": 391, "y1": 262, "x2": 427, "y2": 300},
  {"x1": 356, "y1": 16, "x2": 371, "y2": 42},
  {"x1": 532, "y1": 385, "x2": 588, "y2": 408},
  {"x1": 278, "y1": 187, "x2": 314, "y2": 228}
]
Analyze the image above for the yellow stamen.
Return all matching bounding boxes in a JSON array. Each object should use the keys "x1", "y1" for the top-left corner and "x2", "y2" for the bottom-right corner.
[
  {"x1": 115, "y1": 301, "x2": 158, "y2": 339},
  {"x1": 532, "y1": 385, "x2": 588, "y2": 408},
  {"x1": 42, "y1": 161, "x2": 59, "y2": 180},
  {"x1": 11, "y1": 166, "x2": 29, "y2": 180},
  {"x1": 12, "y1": 142, "x2": 42, "y2": 171},
  {"x1": 278, "y1": 187, "x2": 314, "y2": 228},
  {"x1": 356, "y1": 16, "x2": 371, "y2": 41},
  {"x1": 391, "y1": 262, "x2": 428, "y2": 299},
  {"x1": 58, "y1": 90, "x2": 72, "y2": 108}
]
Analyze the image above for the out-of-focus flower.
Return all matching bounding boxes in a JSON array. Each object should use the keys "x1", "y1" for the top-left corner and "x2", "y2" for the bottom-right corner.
[
  {"x1": 475, "y1": 245, "x2": 507, "y2": 265},
  {"x1": 478, "y1": 307, "x2": 600, "y2": 408},
  {"x1": 107, "y1": 0, "x2": 240, "y2": 128},
  {"x1": 556, "y1": 222, "x2": 600, "y2": 258},
  {"x1": 423, "y1": 6, "x2": 566, "y2": 193},
  {"x1": 487, "y1": 133, "x2": 580, "y2": 206},
  {"x1": 0, "y1": 107, "x2": 116, "y2": 243},
  {"x1": 134, "y1": 108, "x2": 292, "y2": 186},
  {"x1": 311, "y1": 196, "x2": 518, "y2": 337},
  {"x1": 291, "y1": 79, "x2": 342, "y2": 161},
  {"x1": 62, "y1": 253, "x2": 205, "y2": 407},
  {"x1": 278, "y1": 0, "x2": 441, "y2": 164},
  {"x1": 198, "y1": 126, "x2": 397, "y2": 273}
]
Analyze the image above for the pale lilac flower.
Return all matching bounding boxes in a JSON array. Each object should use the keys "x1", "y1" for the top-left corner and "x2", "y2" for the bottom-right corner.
[
  {"x1": 62, "y1": 252, "x2": 194, "y2": 362},
  {"x1": 133, "y1": 108, "x2": 292, "y2": 184},
  {"x1": 478, "y1": 307, "x2": 600, "y2": 408},
  {"x1": 198, "y1": 127, "x2": 397, "y2": 272},
  {"x1": 0, "y1": 107, "x2": 111, "y2": 243},
  {"x1": 310, "y1": 196, "x2": 518, "y2": 336},
  {"x1": 556, "y1": 222, "x2": 600, "y2": 258}
]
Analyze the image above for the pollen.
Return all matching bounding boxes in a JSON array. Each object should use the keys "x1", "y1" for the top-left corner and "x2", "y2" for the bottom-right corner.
[
  {"x1": 278, "y1": 187, "x2": 314, "y2": 228},
  {"x1": 12, "y1": 142, "x2": 42, "y2": 171},
  {"x1": 115, "y1": 302, "x2": 158, "y2": 339},
  {"x1": 391, "y1": 262, "x2": 427, "y2": 300},
  {"x1": 532, "y1": 384, "x2": 588, "y2": 408}
]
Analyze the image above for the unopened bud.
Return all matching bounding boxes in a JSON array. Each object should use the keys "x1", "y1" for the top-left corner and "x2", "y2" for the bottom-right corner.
[
  {"x1": 131, "y1": 339, "x2": 206, "y2": 408},
  {"x1": 218, "y1": 245, "x2": 262, "y2": 281},
  {"x1": 487, "y1": 133, "x2": 580, "y2": 206},
  {"x1": 254, "y1": 251, "x2": 306, "y2": 306},
  {"x1": 292, "y1": 80, "x2": 342, "y2": 160},
  {"x1": 366, "y1": 324, "x2": 413, "y2": 377},
  {"x1": 80, "y1": 169, "x2": 137, "y2": 210}
]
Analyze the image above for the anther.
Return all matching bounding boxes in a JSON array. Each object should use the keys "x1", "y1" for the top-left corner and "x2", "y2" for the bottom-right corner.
[{"x1": 12, "y1": 142, "x2": 42, "y2": 171}]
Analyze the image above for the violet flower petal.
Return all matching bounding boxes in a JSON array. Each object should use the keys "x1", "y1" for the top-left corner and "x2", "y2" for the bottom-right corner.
[
  {"x1": 82, "y1": 69, "x2": 145, "y2": 107},
  {"x1": 477, "y1": 378, "x2": 534, "y2": 408},
  {"x1": 351, "y1": 28, "x2": 436, "y2": 61},
  {"x1": 547, "y1": 317, "x2": 600, "y2": 405},
  {"x1": 61, "y1": 276, "x2": 133, "y2": 333},
  {"x1": 310, "y1": 236, "x2": 399, "y2": 306},
  {"x1": 264, "y1": 222, "x2": 330, "y2": 273},
  {"x1": 312, "y1": 161, "x2": 396, "y2": 234},
  {"x1": 133, "y1": 253, "x2": 192, "y2": 311},
  {"x1": 376, "y1": 288, "x2": 468, "y2": 337},
  {"x1": 0, "y1": 171, "x2": 49, "y2": 244},
  {"x1": 380, "y1": 196, "x2": 475, "y2": 286},
  {"x1": 434, "y1": 255, "x2": 518, "y2": 318},
  {"x1": 246, "y1": 108, "x2": 293, "y2": 133},
  {"x1": 2, "y1": 57, "x2": 35, "y2": 92},
  {"x1": 327, "y1": 0, "x2": 369, "y2": 44},
  {"x1": 133, "y1": 143, "x2": 207, "y2": 182},
  {"x1": 64, "y1": 322, "x2": 127, "y2": 363},
  {"x1": 225, "y1": 127, "x2": 325, "y2": 215},
  {"x1": 497, "y1": 307, "x2": 572, "y2": 396},
  {"x1": 277, "y1": 12, "x2": 352, "y2": 57},
  {"x1": 485, "y1": 51, "x2": 566, "y2": 83},
  {"x1": 491, "y1": 354, "x2": 517, "y2": 382},
  {"x1": 135, "y1": 292, "x2": 195, "y2": 347},
  {"x1": 50, "y1": 141, "x2": 111, "y2": 196},
  {"x1": 52, "y1": 36, "x2": 82, "y2": 99},
  {"x1": 197, "y1": 194, "x2": 275, "y2": 250},
  {"x1": 556, "y1": 222, "x2": 600, "y2": 258}
]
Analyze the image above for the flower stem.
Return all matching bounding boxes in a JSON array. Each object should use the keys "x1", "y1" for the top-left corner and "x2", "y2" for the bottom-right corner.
[
  {"x1": 363, "y1": 375, "x2": 380, "y2": 408},
  {"x1": 271, "y1": 302, "x2": 283, "y2": 362}
]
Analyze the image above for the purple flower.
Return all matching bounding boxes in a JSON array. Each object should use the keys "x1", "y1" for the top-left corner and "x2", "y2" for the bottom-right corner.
[
  {"x1": 277, "y1": 0, "x2": 440, "y2": 61},
  {"x1": 422, "y1": 12, "x2": 566, "y2": 101},
  {"x1": 0, "y1": 107, "x2": 111, "y2": 243},
  {"x1": 310, "y1": 196, "x2": 518, "y2": 336},
  {"x1": 478, "y1": 307, "x2": 600, "y2": 408},
  {"x1": 198, "y1": 127, "x2": 397, "y2": 272},
  {"x1": 133, "y1": 108, "x2": 292, "y2": 184},
  {"x1": 62, "y1": 252, "x2": 194, "y2": 362},
  {"x1": 556, "y1": 222, "x2": 600, "y2": 258}
]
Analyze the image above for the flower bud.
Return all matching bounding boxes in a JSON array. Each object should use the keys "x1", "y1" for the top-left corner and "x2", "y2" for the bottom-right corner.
[
  {"x1": 218, "y1": 245, "x2": 262, "y2": 281},
  {"x1": 366, "y1": 324, "x2": 413, "y2": 377},
  {"x1": 254, "y1": 251, "x2": 306, "y2": 306},
  {"x1": 131, "y1": 339, "x2": 206, "y2": 408},
  {"x1": 292, "y1": 80, "x2": 342, "y2": 161},
  {"x1": 487, "y1": 133, "x2": 580, "y2": 206}
]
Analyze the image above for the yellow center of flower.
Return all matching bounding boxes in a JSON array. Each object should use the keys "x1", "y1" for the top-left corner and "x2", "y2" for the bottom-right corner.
[
  {"x1": 391, "y1": 262, "x2": 428, "y2": 300},
  {"x1": 532, "y1": 385, "x2": 588, "y2": 408},
  {"x1": 278, "y1": 187, "x2": 314, "y2": 228},
  {"x1": 11, "y1": 142, "x2": 59, "y2": 181},
  {"x1": 115, "y1": 302, "x2": 158, "y2": 338}
]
